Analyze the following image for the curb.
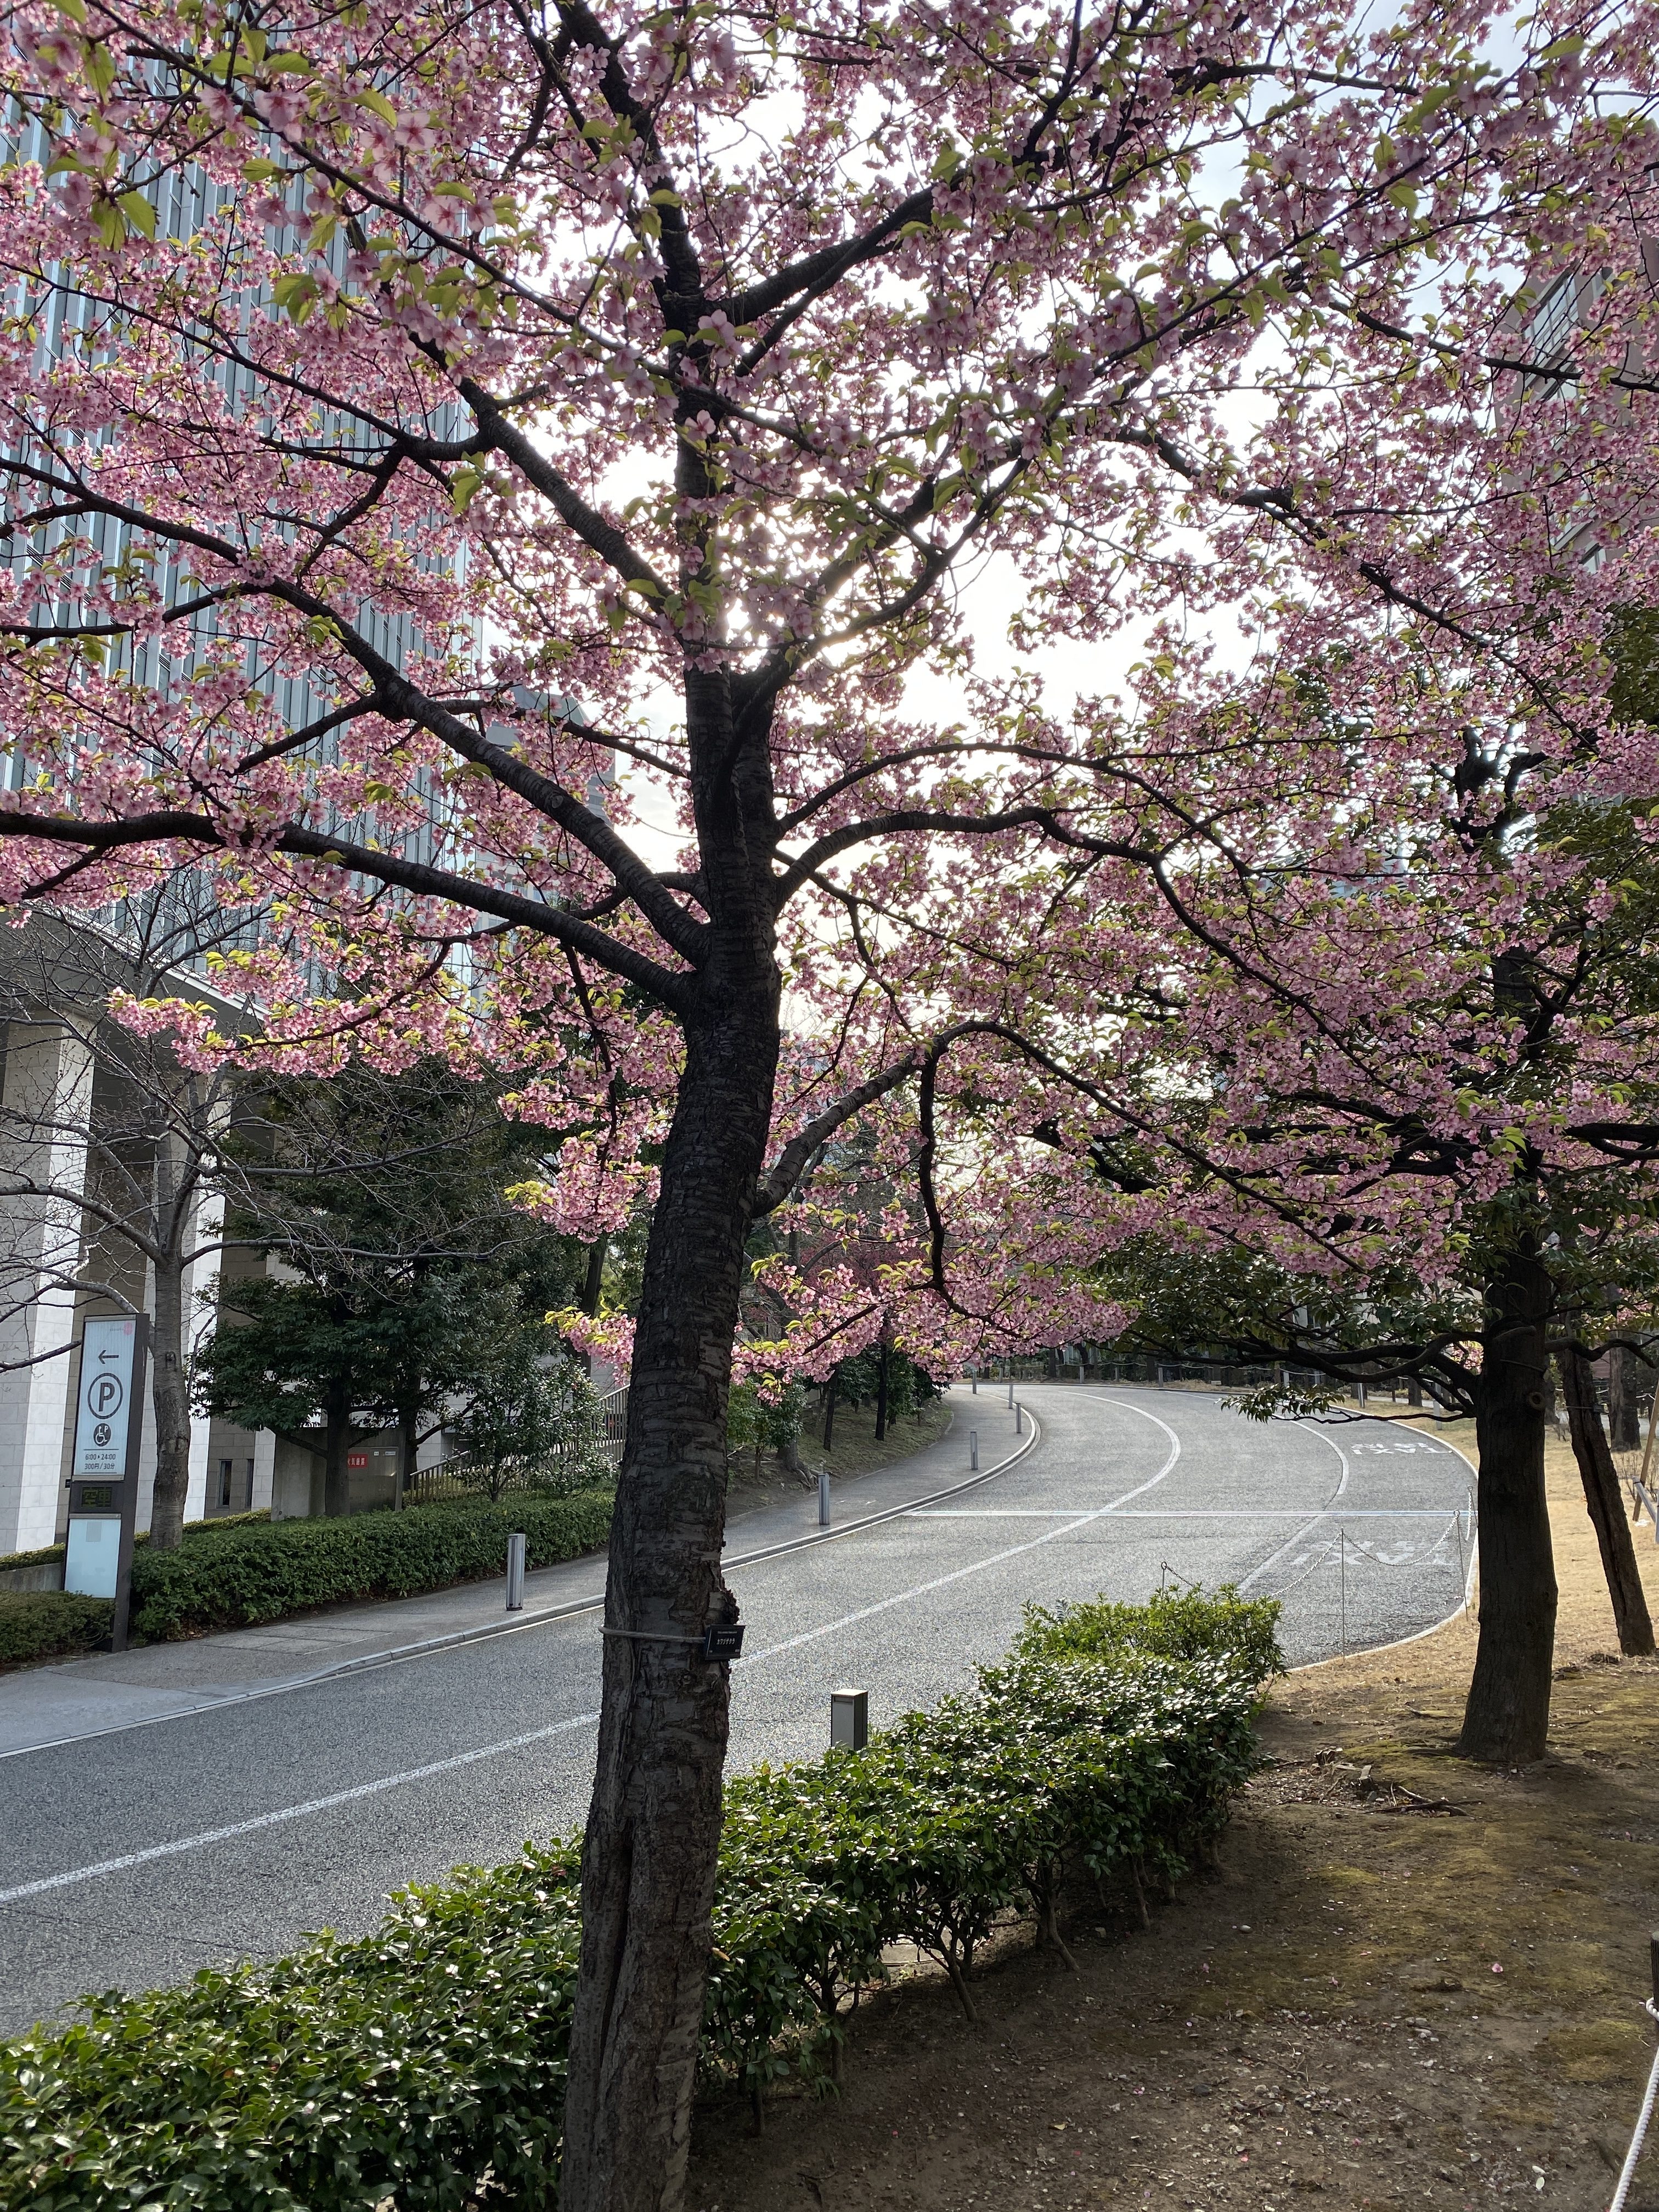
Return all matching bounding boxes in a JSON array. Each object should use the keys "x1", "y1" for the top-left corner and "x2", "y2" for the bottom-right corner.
[{"x1": 2, "y1": 1398, "x2": 1041, "y2": 1758}]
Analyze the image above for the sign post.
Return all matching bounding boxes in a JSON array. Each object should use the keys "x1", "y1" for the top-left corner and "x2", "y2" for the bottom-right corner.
[{"x1": 65, "y1": 1315, "x2": 148, "y2": 1652}]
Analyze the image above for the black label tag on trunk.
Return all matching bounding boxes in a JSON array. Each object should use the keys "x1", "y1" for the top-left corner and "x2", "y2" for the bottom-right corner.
[{"x1": 701, "y1": 1623, "x2": 745, "y2": 1661}]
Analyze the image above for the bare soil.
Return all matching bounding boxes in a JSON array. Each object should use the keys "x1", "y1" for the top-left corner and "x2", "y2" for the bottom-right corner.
[
  {"x1": 725, "y1": 1399, "x2": 954, "y2": 1508},
  {"x1": 688, "y1": 1417, "x2": 1659, "y2": 2212}
]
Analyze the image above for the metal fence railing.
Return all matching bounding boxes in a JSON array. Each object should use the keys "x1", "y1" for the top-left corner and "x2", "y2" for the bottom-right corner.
[{"x1": 593, "y1": 1385, "x2": 627, "y2": 1475}]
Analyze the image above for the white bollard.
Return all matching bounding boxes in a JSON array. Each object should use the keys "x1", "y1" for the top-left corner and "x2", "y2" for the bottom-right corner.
[
  {"x1": 818, "y1": 1468, "x2": 831, "y2": 1526},
  {"x1": 1007, "y1": 1378, "x2": 1014, "y2": 1408},
  {"x1": 505, "y1": 1530, "x2": 526, "y2": 1612}
]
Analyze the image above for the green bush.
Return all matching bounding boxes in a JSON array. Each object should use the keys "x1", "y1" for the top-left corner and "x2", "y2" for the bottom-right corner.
[
  {"x1": 128, "y1": 1491, "x2": 614, "y2": 1643},
  {"x1": 0, "y1": 1846, "x2": 585, "y2": 2212},
  {"x1": 0, "y1": 1510, "x2": 275, "y2": 1579},
  {"x1": 0, "y1": 1542, "x2": 66, "y2": 1575},
  {"x1": 0, "y1": 1590, "x2": 114, "y2": 1667},
  {"x1": 0, "y1": 1589, "x2": 1277, "y2": 2210},
  {"x1": 1013, "y1": 1581, "x2": 1285, "y2": 1683}
]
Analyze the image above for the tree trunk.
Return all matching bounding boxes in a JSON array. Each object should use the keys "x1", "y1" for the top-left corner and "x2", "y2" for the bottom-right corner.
[
  {"x1": 148, "y1": 1249, "x2": 193, "y2": 1549},
  {"x1": 323, "y1": 1386, "x2": 353, "y2": 1517},
  {"x1": 1458, "y1": 1249, "x2": 1558, "y2": 1763},
  {"x1": 822, "y1": 1371, "x2": 837, "y2": 1449},
  {"x1": 1561, "y1": 1346, "x2": 1654, "y2": 1655},
  {"x1": 146, "y1": 1133, "x2": 194, "y2": 1550},
  {"x1": 581, "y1": 1237, "x2": 607, "y2": 1319},
  {"x1": 397, "y1": 1391, "x2": 419, "y2": 1510},
  {"x1": 1611, "y1": 1345, "x2": 1640, "y2": 1452},
  {"x1": 560, "y1": 993, "x2": 780, "y2": 2210},
  {"x1": 1407, "y1": 1376, "x2": 1423, "y2": 1408},
  {"x1": 874, "y1": 1336, "x2": 889, "y2": 1442}
]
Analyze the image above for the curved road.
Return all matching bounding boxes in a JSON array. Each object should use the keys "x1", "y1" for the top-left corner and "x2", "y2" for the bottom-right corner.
[{"x1": 0, "y1": 1384, "x2": 1472, "y2": 2032}]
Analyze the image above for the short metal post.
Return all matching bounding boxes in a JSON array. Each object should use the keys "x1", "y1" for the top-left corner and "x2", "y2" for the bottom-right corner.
[
  {"x1": 970, "y1": 1427, "x2": 979, "y2": 1471},
  {"x1": 1015, "y1": 1402, "x2": 1023, "y2": 1434},
  {"x1": 818, "y1": 1468, "x2": 831, "y2": 1526},
  {"x1": 1339, "y1": 1529, "x2": 1347, "y2": 1654},
  {"x1": 505, "y1": 1531, "x2": 526, "y2": 1612},
  {"x1": 831, "y1": 1687, "x2": 869, "y2": 1750},
  {"x1": 972, "y1": 1373, "x2": 978, "y2": 1394},
  {"x1": 1007, "y1": 1377, "x2": 1014, "y2": 1408},
  {"x1": 1453, "y1": 1505, "x2": 1466, "y2": 1605}
]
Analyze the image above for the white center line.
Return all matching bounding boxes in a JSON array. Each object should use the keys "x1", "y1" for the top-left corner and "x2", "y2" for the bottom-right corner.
[
  {"x1": 1, "y1": 1399, "x2": 1186, "y2": 1906},
  {"x1": 0, "y1": 1708, "x2": 604, "y2": 1907}
]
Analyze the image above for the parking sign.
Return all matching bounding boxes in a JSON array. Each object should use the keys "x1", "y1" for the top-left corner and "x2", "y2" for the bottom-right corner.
[{"x1": 73, "y1": 1317, "x2": 138, "y2": 1477}]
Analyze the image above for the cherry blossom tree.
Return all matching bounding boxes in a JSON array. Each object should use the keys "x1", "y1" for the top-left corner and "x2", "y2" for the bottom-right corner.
[
  {"x1": 0, "y1": 0, "x2": 1655, "y2": 2198},
  {"x1": 907, "y1": 616, "x2": 1659, "y2": 1760}
]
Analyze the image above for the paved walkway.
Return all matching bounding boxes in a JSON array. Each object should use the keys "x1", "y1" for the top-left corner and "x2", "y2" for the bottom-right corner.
[{"x1": 0, "y1": 1397, "x2": 1030, "y2": 1758}]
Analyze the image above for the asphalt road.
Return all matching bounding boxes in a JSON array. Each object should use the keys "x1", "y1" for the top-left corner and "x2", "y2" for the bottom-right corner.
[{"x1": 0, "y1": 1384, "x2": 1473, "y2": 2033}]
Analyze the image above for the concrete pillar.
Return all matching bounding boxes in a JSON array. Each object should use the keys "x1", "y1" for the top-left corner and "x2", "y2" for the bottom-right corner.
[
  {"x1": 250, "y1": 1427, "x2": 275, "y2": 1514},
  {"x1": 0, "y1": 1022, "x2": 93, "y2": 1552}
]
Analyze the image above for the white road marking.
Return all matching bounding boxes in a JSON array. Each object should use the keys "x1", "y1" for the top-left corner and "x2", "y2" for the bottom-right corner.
[
  {"x1": 0, "y1": 1400, "x2": 1187, "y2": 1906},
  {"x1": 0, "y1": 1707, "x2": 605, "y2": 1907},
  {"x1": 1237, "y1": 1420, "x2": 1352, "y2": 1593},
  {"x1": 906, "y1": 1508, "x2": 1465, "y2": 1520}
]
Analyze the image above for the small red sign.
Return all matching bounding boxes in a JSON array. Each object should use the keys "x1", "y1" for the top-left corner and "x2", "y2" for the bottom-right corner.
[{"x1": 346, "y1": 1452, "x2": 368, "y2": 1469}]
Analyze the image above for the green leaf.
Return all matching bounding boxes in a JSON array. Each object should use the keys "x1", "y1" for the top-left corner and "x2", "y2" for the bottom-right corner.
[
  {"x1": 81, "y1": 40, "x2": 116, "y2": 96},
  {"x1": 117, "y1": 189, "x2": 156, "y2": 240},
  {"x1": 270, "y1": 272, "x2": 320, "y2": 322}
]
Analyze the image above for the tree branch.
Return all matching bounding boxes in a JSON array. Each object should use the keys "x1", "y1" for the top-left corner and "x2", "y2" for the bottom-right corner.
[{"x1": 752, "y1": 1050, "x2": 922, "y2": 1218}]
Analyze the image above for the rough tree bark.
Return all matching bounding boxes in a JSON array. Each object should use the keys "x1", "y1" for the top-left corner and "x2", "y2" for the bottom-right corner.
[
  {"x1": 1458, "y1": 1248, "x2": 1559, "y2": 1763},
  {"x1": 1561, "y1": 1344, "x2": 1655, "y2": 1655},
  {"x1": 559, "y1": 665, "x2": 784, "y2": 2212},
  {"x1": 397, "y1": 1391, "x2": 419, "y2": 1510},
  {"x1": 874, "y1": 1334, "x2": 890, "y2": 1442},
  {"x1": 1610, "y1": 1344, "x2": 1641, "y2": 1452},
  {"x1": 323, "y1": 1384, "x2": 353, "y2": 1518},
  {"x1": 145, "y1": 1128, "x2": 196, "y2": 1551}
]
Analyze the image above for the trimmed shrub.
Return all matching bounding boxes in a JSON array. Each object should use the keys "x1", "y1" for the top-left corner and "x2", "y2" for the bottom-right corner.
[
  {"x1": 0, "y1": 1542, "x2": 66, "y2": 1575},
  {"x1": 1014, "y1": 1581, "x2": 1284, "y2": 1681},
  {"x1": 127, "y1": 1491, "x2": 614, "y2": 1643},
  {"x1": 0, "y1": 1588, "x2": 1278, "y2": 2210},
  {"x1": 0, "y1": 1510, "x2": 276, "y2": 1581},
  {"x1": 0, "y1": 1590, "x2": 113, "y2": 1668},
  {"x1": 0, "y1": 1846, "x2": 585, "y2": 2212}
]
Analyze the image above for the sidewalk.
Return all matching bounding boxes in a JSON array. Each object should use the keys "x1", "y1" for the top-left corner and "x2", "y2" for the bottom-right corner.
[{"x1": 0, "y1": 1389, "x2": 1029, "y2": 1758}]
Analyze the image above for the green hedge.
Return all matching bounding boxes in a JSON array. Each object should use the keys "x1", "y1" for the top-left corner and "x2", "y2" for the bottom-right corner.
[
  {"x1": 1014, "y1": 1581, "x2": 1286, "y2": 1681},
  {"x1": 127, "y1": 1491, "x2": 615, "y2": 1643},
  {"x1": 0, "y1": 1590, "x2": 113, "y2": 1668},
  {"x1": 1, "y1": 1510, "x2": 274, "y2": 1578},
  {"x1": 0, "y1": 1589, "x2": 1279, "y2": 2211}
]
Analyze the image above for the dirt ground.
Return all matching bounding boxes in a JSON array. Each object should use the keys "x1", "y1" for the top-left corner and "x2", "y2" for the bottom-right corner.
[
  {"x1": 687, "y1": 1418, "x2": 1659, "y2": 2212},
  {"x1": 726, "y1": 1398, "x2": 954, "y2": 1508}
]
